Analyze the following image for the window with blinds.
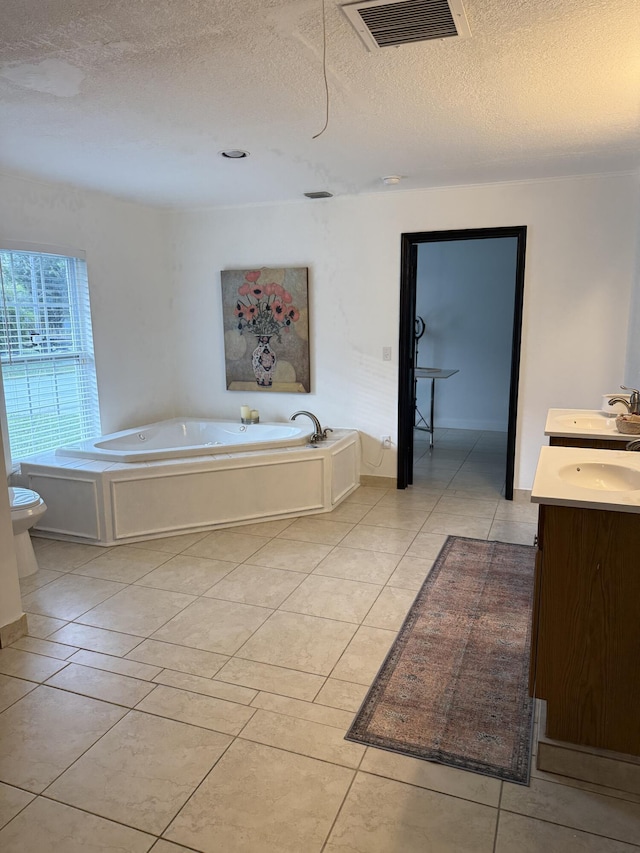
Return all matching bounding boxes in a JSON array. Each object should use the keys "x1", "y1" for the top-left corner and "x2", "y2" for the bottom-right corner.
[{"x1": 0, "y1": 249, "x2": 101, "y2": 462}]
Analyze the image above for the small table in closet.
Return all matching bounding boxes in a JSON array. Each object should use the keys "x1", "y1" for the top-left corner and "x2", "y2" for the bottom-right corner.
[{"x1": 414, "y1": 367, "x2": 459, "y2": 448}]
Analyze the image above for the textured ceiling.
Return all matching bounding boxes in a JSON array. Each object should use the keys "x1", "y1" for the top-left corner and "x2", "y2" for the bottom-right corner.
[{"x1": 1, "y1": 0, "x2": 639, "y2": 207}]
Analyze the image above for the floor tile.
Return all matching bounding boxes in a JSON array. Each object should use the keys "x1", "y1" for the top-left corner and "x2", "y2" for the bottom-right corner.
[
  {"x1": 360, "y1": 506, "x2": 431, "y2": 531},
  {"x1": 314, "y1": 678, "x2": 368, "y2": 713},
  {"x1": 215, "y1": 657, "x2": 325, "y2": 701},
  {"x1": 19, "y1": 569, "x2": 64, "y2": 596},
  {"x1": 363, "y1": 586, "x2": 416, "y2": 631},
  {"x1": 0, "y1": 673, "x2": 37, "y2": 712},
  {"x1": 135, "y1": 554, "x2": 236, "y2": 594},
  {"x1": 76, "y1": 586, "x2": 196, "y2": 636},
  {"x1": 164, "y1": 739, "x2": 353, "y2": 853},
  {"x1": 489, "y1": 519, "x2": 537, "y2": 545},
  {"x1": 405, "y1": 531, "x2": 448, "y2": 559},
  {"x1": 129, "y1": 531, "x2": 209, "y2": 554},
  {"x1": 183, "y1": 530, "x2": 270, "y2": 562},
  {"x1": 72, "y1": 545, "x2": 171, "y2": 583},
  {"x1": 0, "y1": 648, "x2": 68, "y2": 682},
  {"x1": 126, "y1": 638, "x2": 228, "y2": 677},
  {"x1": 277, "y1": 517, "x2": 354, "y2": 545},
  {"x1": 361, "y1": 748, "x2": 501, "y2": 807},
  {"x1": 205, "y1": 562, "x2": 306, "y2": 607},
  {"x1": 21, "y1": 575, "x2": 126, "y2": 621},
  {"x1": 421, "y1": 512, "x2": 492, "y2": 538},
  {"x1": 495, "y1": 811, "x2": 639, "y2": 852},
  {"x1": 330, "y1": 625, "x2": 396, "y2": 685},
  {"x1": 248, "y1": 538, "x2": 332, "y2": 572},
  {"x1": 339, "y1": 525, "x2": 416, "y2": 556},
  {"x1": 434, "y1": 495, "x2": 499, "y2": 518},
  {"x1": 48, "y1": 623, "x2": 143, "y2": 656},
  {"x1": 501, "y1": 777, "x2": 640, "y2": 846},
  {"x1": 494, "y1": 500, "x2": 540, "y2": 523},
  {"x1": 10, "y1": 636, "x2": 78, "y2": 660},
  {"x1": 235, "y1": 518, "x2": 296, "y2": 537},
  {"x1": 280, "y1": 574, "x2": 382, "y2": 623},
  {"x1": 46, "y1": 710, "x2": 231, "y2": 835},
  {"x1": 324, "y1": 502, "x2": 371, "y2": 523},
  {"x1": 25, "y1": 613, "x2": 68, "y2": 640},
  {"x1": 237, "y1": 610, "x2": 357, "y2": 676},
  {"x1": 67, "y1": 649, "x2": 162, "y2": 680},
  {"x1": 0, "y1": 685, "x2": 126, "y2": 792},
  {"x1": 386, "y1": 555, "x2": 434, "y2": 590},
  {"x1": 153, "y1": 669, "x2": 256, "y2": 704},
  {"x1": 344, "y1": 487, "x2": 388, "y2": 506},
  {"x1": 241, "y1": 708, "x2": 364, "y2": 767},
  {"x1": 152, "y1": 597, "x2": 272, "y2": 654},
  {"x1": 137, "y1": 684, "x2": 255, "y2": 734},
  {"x1": 0, "y1": 797, "x2": 154, "y2": 853},
  {"x1": 251, "y1": 692, "x2": 354, "y2": 729},
  {"x1": 150, "y1": 841, "x2": 194, "y2": 853},
  {"x1": 0, "y1": 782, "x2": 34, "y2": 829},
  {"x1": 35, "y1": 541, "x2": 109, "y2": 571},
  {"x1": 324, "y1": 771, "x2": 497, "y2": 852},
  {"x1": 313, "y1": 547, "x2": 400, "y2": 584},
  {"x1": 45, "y1": 663, "x2": 156, "y2": 707}
]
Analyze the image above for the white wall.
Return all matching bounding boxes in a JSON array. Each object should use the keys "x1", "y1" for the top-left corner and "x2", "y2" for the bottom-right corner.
[
  {"x1": 169, "y1": 173, "x2": 640, "y2": 489},
  {"x1": 0, "y1": 173, "x2": 177, "y2": 434},
  {"x1": 416, "y1": 238, "x2": 517, "y2": 431}
]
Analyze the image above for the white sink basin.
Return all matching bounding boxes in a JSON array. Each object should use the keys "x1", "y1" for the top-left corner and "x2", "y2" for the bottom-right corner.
[
  {"x1": 558, "y1": 462, "x2": 640, "y2": 491},
  {"x1": 554, "y1": 413, "x2": 616, "y2": 431}
]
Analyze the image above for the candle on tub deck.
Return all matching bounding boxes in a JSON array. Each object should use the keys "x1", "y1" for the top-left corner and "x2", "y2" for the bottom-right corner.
[
  {"x1": 250, "y1": 409, "x2": 259, "y2": 420},
  {"x1": 241, "y1": 405, "x2": 251, "y2": 419}
]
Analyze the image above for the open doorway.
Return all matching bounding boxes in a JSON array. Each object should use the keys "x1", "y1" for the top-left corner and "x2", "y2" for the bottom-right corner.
[{"x1": 397, "y1": 226, "x2": 527, "y2": 498}]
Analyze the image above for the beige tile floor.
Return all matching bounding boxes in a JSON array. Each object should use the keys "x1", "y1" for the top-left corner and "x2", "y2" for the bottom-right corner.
[{"x1": 1, "y1": 429, "x2": 639, "y2": 851}]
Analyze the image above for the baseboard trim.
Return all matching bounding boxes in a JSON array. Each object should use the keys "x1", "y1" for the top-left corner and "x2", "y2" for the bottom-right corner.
[
  {"x1": 0, "y1": 613, "x2": 28, "y2": 648},
  {"x1": 360, "y1": 475, "x2": 397, "y2": 488}
]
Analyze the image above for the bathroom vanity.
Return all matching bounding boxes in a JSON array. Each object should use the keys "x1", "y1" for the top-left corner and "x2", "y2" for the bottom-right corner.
[{"x1": 530, "y1": 446, "x2": 640, "y2": 755}]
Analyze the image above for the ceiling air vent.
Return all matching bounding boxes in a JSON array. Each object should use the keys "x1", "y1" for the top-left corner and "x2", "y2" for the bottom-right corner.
[{"x1": 341, "y1": 0, "x2": 471, "y2": 51}]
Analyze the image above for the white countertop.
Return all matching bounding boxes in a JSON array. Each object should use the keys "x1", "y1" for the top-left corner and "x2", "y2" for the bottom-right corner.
[
  {"x1": 531, "y1": 445, "x2": 640, "y2": 513},
  {"x1": 544, "y1": 408, "x2": 628, "y2": 441}
]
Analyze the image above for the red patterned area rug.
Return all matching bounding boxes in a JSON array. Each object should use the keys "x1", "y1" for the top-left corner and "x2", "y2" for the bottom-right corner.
[{"x1": 346, "y1": 536, "x2": 536, "y2": 784}]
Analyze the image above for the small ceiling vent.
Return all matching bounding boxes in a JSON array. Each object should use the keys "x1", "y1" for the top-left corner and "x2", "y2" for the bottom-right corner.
[{"x1": 341, "y1": 0, "x2": 470, "y2": 51}]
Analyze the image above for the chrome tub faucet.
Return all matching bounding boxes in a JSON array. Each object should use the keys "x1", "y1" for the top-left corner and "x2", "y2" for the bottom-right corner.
[
  {"x1": 609, "y1": 386, "x2": 640, "y2": 415},
  {"x1": 290, "y1": 411, "x2": 333, "y2": 443}
]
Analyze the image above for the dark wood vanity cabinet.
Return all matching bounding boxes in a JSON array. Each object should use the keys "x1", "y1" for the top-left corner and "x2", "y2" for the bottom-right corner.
[
  {"x1": 529, "y1": 502, "x2": 640, "y2": 755},
  {"x1": 549, "y1": 436, "x2": 627, "y2": 450}
]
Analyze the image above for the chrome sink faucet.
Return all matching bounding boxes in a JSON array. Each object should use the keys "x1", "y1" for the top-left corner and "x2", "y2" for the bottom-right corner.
[
  {"x1": 609, "y1": 386, "x2": 640, "y2": 415},
  {"x1": 290, "y1": 411, "x2": 333, "y2": 443},
  {"x1": 626, "y1": 439, "x2": 640, "y2": 451}
]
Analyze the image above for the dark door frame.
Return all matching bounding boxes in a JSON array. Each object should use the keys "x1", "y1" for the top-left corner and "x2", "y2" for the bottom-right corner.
[{"x1": 396, "y1": 226, "x2": 528, "y2": 498}]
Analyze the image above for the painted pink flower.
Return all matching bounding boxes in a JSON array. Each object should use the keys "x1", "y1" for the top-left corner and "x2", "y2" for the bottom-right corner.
[
  {"x1": 285, "y1": 306, "x2": 299, "y2": 323},
  {"x1": 245, "y1": 271, "x2": 261, "y2": 282},
  {"x1": 273, "y1": 283, "x2": 284, "y2": 298},
  {"x1": 238, "y1": 283, "x2": 250, "y2": 296},
  {"x1": 249, "y1": 285, "x2": 264, "y2": 299},
  {"x1": 270, "y1": 300, "x2": 285, "y2": 320},
  {"x1": 264, "y1": 283, "x2": 275, "y2": 296},
  {"x1": 282, "y1": 290, "x2": 292, "y2": 304},
  {"x1": 245, "y1": 304, "x2": 257, "y2": 319}
]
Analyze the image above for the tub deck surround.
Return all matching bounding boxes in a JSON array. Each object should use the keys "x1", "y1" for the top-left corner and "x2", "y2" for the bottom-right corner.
[
  {"x1": 57, "y1": 418, "x2": 315, "y2": 463},
  {"x1": 18, "y1": 430, "x2": 359, "y2": 546}
]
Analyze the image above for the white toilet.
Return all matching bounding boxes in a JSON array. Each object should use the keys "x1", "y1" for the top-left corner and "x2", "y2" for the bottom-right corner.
[{"x1": 9, "y1": 487, "x2": 47, "y2": 578}]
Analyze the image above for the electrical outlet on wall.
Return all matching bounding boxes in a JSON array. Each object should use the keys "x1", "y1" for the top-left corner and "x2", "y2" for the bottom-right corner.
[
  {"x1": 381, "y1": 435, "x2": 393, "y2": 448},
  {"x1": 382, "y1": 347, "x2": 392, "y2": 361}
]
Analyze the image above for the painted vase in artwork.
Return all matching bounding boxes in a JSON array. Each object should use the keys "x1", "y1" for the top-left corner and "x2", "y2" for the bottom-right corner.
[{"x1": 251, "y1": 336, "x2": 277, "y2": 386}]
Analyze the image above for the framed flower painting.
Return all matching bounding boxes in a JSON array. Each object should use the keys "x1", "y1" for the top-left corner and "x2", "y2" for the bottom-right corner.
[{"x1": 220, "y1": 267, "x2": 310, "y2": 392}]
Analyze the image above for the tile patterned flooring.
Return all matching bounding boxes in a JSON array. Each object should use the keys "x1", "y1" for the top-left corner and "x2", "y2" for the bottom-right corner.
[{"x1": 1, "y1": 429, "x2": 639, "y2": 851}]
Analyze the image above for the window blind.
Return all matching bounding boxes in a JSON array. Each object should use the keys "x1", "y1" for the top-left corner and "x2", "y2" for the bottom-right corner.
[{"x1": 0, "y1": 249, "x2": 101, "y2": 461}]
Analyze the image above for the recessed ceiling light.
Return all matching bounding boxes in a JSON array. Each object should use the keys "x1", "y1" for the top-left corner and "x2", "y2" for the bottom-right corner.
[
  {"x1": 303, "y1": 191, "x2": 333, "y2": 199},
  {"x1": 220, "y1": 149, "x2": 249, "y2": 159},
  {"x1": 381, "y1": 175, "x2": 402, "y2": 185}
]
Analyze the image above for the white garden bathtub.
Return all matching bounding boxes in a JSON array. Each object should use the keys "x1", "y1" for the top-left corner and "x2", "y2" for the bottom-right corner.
[
  {"x1": 56, "y1": 418, "x2": 314, "y2": 463},
  {"x1": 22, "y1": 425, "x2": 360, "y2": 546}
]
